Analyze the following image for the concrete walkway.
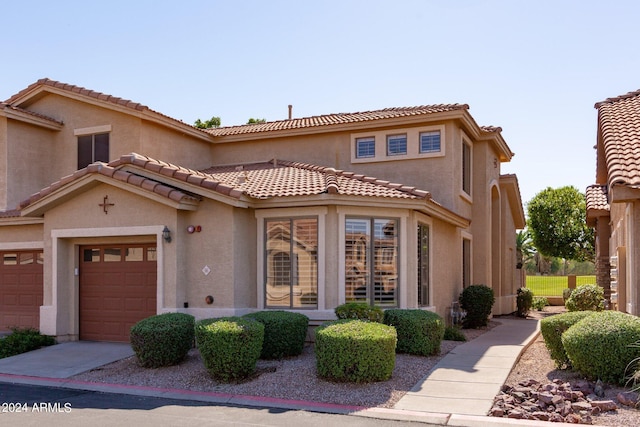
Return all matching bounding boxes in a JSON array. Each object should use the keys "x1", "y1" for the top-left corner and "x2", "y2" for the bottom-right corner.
[
  {"x1": 393, "y1": 316, "x2": 540, "y2": 416},
  {"x1": 0, "y1": 317, "x2": 560, "y2": 426}
]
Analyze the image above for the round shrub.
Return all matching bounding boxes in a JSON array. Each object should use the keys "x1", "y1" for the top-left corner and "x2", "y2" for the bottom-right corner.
[
  {"x1": 532, "y1": 296, "x2": 549, "y2": 311},
  {"x1": 315, "y1": 320, "x2": 396, "y2": 383},
  {"x1": 459, "y1": 284, "x2": 495, "y2": 329},
  {"x1": 195, "y1": 317, "x2": 264, "y2": 382},
  {"x1": 443, "y1": 325, "x2": 466, "y2": 342},
  {"x1": 516, "y1": 287, "x2": 534, "y2": 317},
  {"x1": 243, "y1": 311, "x2": 309, "y2": 359},
  {"x1": 565, "y1": 284, "x2": 604, "y2": 312},
  {"x1": 334, "y1": 302, "x2": 383, "y2": 322},
  {"x1": 130, "y1": 312, "x2": 195, "y2": 368},
  {"x1": 540, "y1": 311, "x2": 595, "y2": 368},
  {"x1": 562, "y1": 311, "x2": 640, "y2": 384},
  {"x1": 383, "y1": 309, "x2": 444, "y2": 356}
]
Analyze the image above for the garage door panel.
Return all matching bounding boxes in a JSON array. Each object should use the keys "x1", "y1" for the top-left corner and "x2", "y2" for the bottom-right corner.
[
  {"x1": 0, "y1": 251, "x2": 43, "y2": 331},
  {"x1": 80, "y1": 244, "x2": 156, "y2": 342}
]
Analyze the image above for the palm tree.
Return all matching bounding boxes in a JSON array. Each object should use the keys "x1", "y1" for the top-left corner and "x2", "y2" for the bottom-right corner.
[{"x1": 516, "y1": 229, "x2": 535, "y2": 269}]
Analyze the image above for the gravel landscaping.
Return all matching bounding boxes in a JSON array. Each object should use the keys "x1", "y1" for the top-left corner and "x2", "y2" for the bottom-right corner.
[{"x1": 70, "y1": 309, "x2": 640, "y2": 426}]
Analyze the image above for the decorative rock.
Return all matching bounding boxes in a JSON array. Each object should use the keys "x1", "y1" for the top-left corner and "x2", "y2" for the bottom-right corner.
[
  {"x1": 617, "y1": 391, "x2": 639, "y2": 408},
  {"x1": 590, "y1": 400, "x2": 617, "y2": 412},
  {"x1": 564, "y1": 413, "x2": 582, "y2": 424},
  {"x1": 531, "y1": 411, "x2": 550, "y2": 421}
]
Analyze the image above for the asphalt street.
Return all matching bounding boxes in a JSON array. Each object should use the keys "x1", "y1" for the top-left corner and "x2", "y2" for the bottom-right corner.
[{"x1": 0, "y1": 383, "x2": 419, "y2": 427}]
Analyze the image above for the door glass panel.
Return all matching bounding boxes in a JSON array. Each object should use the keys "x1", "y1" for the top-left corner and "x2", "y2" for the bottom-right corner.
[
  {"x1": 19, "y1": 253, "x2": 34, "y2": 265},
  {"x1": 147, "y1": 247, "x2": 157, "y2": 261},
  {"x1": 36, "y1": 252, "x2": 44, "y2": 265},
  {"x1": 83, "y1": 248, "x2": 101, "y2": 262},
  {"x1": 3, "y1": 253, "x2": 17, "y2": 265},
  {"x1": 125, "y1": 247, "x2": 144, "y2": 261},
  {"x1": 103, "y1": 248, "x2": 122, "y2": 262}
]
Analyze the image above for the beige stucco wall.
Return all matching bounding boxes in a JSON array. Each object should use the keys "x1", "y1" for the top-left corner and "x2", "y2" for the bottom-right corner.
[
  {"x1": 3, "y1": 120, "x2": 56, "y2": 211},
  {"x1": 5, "y1": 93, "x2": 212, "y2": 212}
]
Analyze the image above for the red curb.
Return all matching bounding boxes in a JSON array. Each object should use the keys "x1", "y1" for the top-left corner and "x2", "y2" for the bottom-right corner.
[{"x1": 0, "y1": 373, "x2": 366, "y2": 412}]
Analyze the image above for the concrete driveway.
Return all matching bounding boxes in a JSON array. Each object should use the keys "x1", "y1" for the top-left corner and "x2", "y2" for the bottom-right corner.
[{"x1": 0, "y1": 341, "x2": 133, "y2": 378}]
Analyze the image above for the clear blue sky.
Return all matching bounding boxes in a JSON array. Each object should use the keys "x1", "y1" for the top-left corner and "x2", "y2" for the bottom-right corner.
[{"x1": 3, "y1": 0, "x2": 640, "y2": 208}]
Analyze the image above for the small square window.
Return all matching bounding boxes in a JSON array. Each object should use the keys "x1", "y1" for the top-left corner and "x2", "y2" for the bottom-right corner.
[
  {"x1": 356, "y1": 137, "x2": 375, "y2": 158},
  {"x1": 420, "y1": 131, "x2": 441, "y2": 153},
  {"x1": 387, "y1": 134, "x2": 407, "y2": 156}
]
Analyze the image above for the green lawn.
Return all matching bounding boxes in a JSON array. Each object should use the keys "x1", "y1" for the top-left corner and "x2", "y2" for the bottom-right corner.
[{"x1": 525, "y1": 275, "x2": 596, "y2": 297}]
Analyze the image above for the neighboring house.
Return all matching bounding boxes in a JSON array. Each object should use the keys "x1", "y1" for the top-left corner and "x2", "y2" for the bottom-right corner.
[
  {"x1": 587, "y1": 89, "x2": 640, "y2": 315},
  {"x1": 0, "y1": 79, "x2": 525, "y2": 342}
]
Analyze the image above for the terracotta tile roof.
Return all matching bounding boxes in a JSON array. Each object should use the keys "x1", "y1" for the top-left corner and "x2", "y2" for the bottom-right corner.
[
  {"x1": 18, "y1": 153, "x2": 432, "y2": 213},
  {"x1": 5, "y1": 78, "x2": 204, "y2": 133},
  {"x1": 19, "y1": 160, "x2": 201, "y2": 210},
  {"x1": 586, "y1": 185, "x2": 609, "y2": 213},
  {"x1": 595, "y1": 89, "x2": 640, "y2": 188},
  {"x1": 206, "y1": 105, "x2": 470, "y2": 136},
  {"x1": 0, "y1": 209, "x2": 22, "y2": 218},
  {"x1": 200, "y1": 160, "x2": 431, "y2": 200},
  {"x1": 0, "y1": 102, "x2": 64, "y2": 125}
]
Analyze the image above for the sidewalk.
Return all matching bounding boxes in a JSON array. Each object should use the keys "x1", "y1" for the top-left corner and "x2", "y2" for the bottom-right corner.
[{"x1": 0, "y1": 316, "x2": 575, "y2": 426}]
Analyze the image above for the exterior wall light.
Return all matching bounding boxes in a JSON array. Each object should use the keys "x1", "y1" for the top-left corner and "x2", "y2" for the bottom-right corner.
[{"x1": 162, "y1": 226, "x2": 172, "y2": 243}]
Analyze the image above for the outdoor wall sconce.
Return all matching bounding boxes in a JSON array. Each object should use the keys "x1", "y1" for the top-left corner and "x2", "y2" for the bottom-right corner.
[{"x1": 162, "y1": 226, "x2": 172, "y2": 243}]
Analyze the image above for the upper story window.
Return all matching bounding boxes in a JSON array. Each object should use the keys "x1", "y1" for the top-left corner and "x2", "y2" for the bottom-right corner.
[
  {"x1": 351, "y1": 125, "x2": 445, "y2": 164},
  {"x1": 355, "y1": 137, "x2": 376, "y2": 158},
  {"x1": 420, "y1": 131, "x2": 441, "y2": 153},
  {"x1": 78, "y1": 133, "x2": 109, "y2": 169},
  {"x1": 386, "y1": 134, "x2": 407, "y2": 156},
  {"x1": 462, "y1": 140, "x2": 472, "y2": 196}
]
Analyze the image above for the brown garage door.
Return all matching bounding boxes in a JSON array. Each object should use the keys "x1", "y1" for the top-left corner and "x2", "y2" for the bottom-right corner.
[
  {"x1": 80, "y1": 244, "x2": 157, "y2": 342},
  {"x1": 0, "y1": 250, "x2": 43, "y2": 331}
]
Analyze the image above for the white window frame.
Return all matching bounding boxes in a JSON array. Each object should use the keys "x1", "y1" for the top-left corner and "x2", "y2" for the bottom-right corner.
[
  {"x1": 351, "y1": 125, "x2": 445, "y2": 164},
  {"x1": 355, "y1": 136, "x2": 376, "y2": 159},
  {"x1": 386, "y1": 134, "x2": 407, "y2": 156},
  {"x1": 256, "y1": 207, "x2": 327, "y2": 311},
  {"x1": 338, "y1": 206, "x2": 408, "y2": 308}
]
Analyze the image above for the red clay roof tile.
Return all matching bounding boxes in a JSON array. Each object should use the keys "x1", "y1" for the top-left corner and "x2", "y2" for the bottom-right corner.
[
  {"x1": 586, "y1": 185, "x2": 609, "y2": 213},
  {"x1": 595, "y1": 89, "x2": 640, "y2": 188},
  {"x1": 206, "y1": 105, "x2": 470, "y2": 136}
]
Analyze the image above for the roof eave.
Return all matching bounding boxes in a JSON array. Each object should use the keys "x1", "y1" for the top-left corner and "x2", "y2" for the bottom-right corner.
[
  {"x1": 210, "y1": 109, "x2": 469, "y2": 143},
  {"x1": 0, "y1": 106, "x2": 64, "y2": 131}
]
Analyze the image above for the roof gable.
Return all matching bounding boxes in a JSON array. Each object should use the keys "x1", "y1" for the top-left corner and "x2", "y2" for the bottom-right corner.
[{"x1": 5, "y1": 78, "x2": 211, "y2": 141}]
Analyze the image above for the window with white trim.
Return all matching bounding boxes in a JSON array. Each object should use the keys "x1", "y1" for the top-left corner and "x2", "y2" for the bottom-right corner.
[
  {"x1": 419, "y1": 131, "x2": 441, "y2": 153},
  {"x1": 386, "y1": 134, "x2": 407, "y2": 156},
  {"x1": 355, "y1": 137, "x2": 375, "y2": 158},
  {"x1": 345, "y1": 217, "x2": 398, "y2": 307},
  {"x1": 264, "y1": 217, "x2": 318, "y2": 308}
]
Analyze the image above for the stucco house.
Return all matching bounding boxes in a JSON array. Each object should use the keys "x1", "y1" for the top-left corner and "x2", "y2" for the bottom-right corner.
[
  {"x1": 0, "y1": 79, "x2": 525, "y2": 342},
  {"x1": 587, "y1": 89, "x2": 640, "y2": 315}
]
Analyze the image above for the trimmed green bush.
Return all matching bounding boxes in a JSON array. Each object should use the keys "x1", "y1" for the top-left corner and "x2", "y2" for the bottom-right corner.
[
  {"x1": 532, "y1": 296, "x2": 549, "y2": 311},
  {"x1": 565, "y1": 284, "x2": 604, "y2": 312},
  {"x1": 540, "y1": 311, "x2": 595, "y2": 368},
  {"x1": 195, "y1": 317, "x2": 264, "y2": 382},
  {"x1": 130, "y1": 312, "x2": 195, "y2": 368},
  {"x1": 0, "y1": 327, "x2": 55, "y2": 359},
  {"x1": 562, "y1": 311, "x2": 640, "y2": 384},
  {"x1": 243, "y1": 311, "x2": 309, "y2": 359},
  {"x1": 315, "y1": 320, "x2": 396, "y2": 383},
  {"x1": 383, "y1": 309, "x2": 444, "y2": 356},
  {"x1": 334, "y1": 302, "x2": 384, "y2": 322},
  {"x1": 443, "y1": 325, "x2": 466, "y2": 342},
  {"x1": 459, "y1": 284, "x2": 495, "y2": 329},
  {"x1": 562, "y1": 288, "x2": 573, "y2": 303},
  {"x1": 516, "y1": 287, "x2": 534, "y2": 317}
]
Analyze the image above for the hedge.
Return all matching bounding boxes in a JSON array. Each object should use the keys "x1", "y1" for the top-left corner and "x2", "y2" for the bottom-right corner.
[{"x1": 130, "y1": 312, "x2": 195, "y2": 368}]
